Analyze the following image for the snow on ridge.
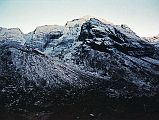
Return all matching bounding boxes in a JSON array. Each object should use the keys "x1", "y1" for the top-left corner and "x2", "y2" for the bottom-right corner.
[
  {"x1": 144, "y1": 34, "x2": 159, "y2": 43},
  {"x1": 114, "y1": 24, "x2": 140, "y2": 40},
  {"x1": 0, "y1": 27, "x2": 26, "y2": 44},
  {"x1": 34, "y1": 25, "x2": 65, "y2": 34},
  {"x1": 64, "y1": 16, "x2": 112, "y2": 37},
  {"x1": 142, "y1": 34, "x2": 159, "y2": 48},
  {"x1": 0, "y1": 16, "x2": 151, "y2": 47},
  {"x1": 31, "y1": 25, "x2": 65, "y2": 41}
]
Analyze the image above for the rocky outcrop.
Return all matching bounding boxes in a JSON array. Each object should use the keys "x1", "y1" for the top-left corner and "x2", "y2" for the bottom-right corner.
[{"x1": 0, "y1": 27, "x2": 25, "y2": 44}]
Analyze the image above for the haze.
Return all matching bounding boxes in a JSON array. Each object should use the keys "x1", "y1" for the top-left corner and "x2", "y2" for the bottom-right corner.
[{"x1": 0, "y1": 0, "x2": 159, "y2": 37}]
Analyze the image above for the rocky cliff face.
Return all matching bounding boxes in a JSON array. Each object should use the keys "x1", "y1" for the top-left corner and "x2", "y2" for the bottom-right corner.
[
  {"x1": 0, "y1": 17, "x2": 159, "y2": 113},
  {"x1": 75, "y1": 18, "x2": 159, "y2": 88}
]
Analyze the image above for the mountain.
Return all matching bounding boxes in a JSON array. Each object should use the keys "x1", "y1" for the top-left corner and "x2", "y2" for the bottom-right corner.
[{"x1": 0, "y1": 16, "x2": 159, "y2": 115}]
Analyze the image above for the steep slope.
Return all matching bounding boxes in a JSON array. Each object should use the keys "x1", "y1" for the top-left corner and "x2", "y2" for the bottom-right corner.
[
  {"x1": 0, "y1": 40, "x2": 103, "y2": 111},
  {"x1": 25, "y1": 16, "x2": 111, "y2": 62},
  {"x1": 1, "y1": 40, "x2": 150, "y2": 111},
  {"x1": 0, "y1": 16, "x2": 159, "y2": 113},
  {"x1": 74, "y1": 18, "x2": 159, "y2": 91}
]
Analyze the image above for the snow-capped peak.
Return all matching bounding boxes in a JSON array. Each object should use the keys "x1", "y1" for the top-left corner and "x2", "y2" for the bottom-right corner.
[
  {"x1": 65, "y1": 15, "x2": 111, "y2": 27},
  {"x1": 29, "y1": 25, "x2": 65, "y2": 42},
  {"x1": 34, "y1": 25, "x2": 65, "y2": 34},
  {"x1": 78, "y1": 15, "x2": 111, "y2": 24},
  {"x1": 64, "y1": 16, "x2": 111, "y2": 37}
]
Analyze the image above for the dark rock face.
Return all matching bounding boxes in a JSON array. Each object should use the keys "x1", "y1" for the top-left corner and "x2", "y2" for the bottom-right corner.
[
  {"x1": 0, "y1": 17, "x2": 159, "y2": 115},
  {"x1": 78, "y1": 19, "x2": 157, "y2": 58},
  {"x1": 75, "y1": 19, "x2": 159, "y2": 89}
]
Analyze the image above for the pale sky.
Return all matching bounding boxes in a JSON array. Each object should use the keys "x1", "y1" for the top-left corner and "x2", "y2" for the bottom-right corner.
[{"x1": 0, "y1": 0, "x2": 159, "y2": 37}]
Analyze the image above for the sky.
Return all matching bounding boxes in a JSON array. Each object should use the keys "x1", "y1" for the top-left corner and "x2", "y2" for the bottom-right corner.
[{"x1": 0, "y1": 0, "x2": 159, "y2": 37}]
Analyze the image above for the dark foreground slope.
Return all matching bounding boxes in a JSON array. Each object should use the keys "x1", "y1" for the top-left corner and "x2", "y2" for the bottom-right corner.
[{"x1": 0, "y1": 17, "x2": 159, "y2": 120}]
